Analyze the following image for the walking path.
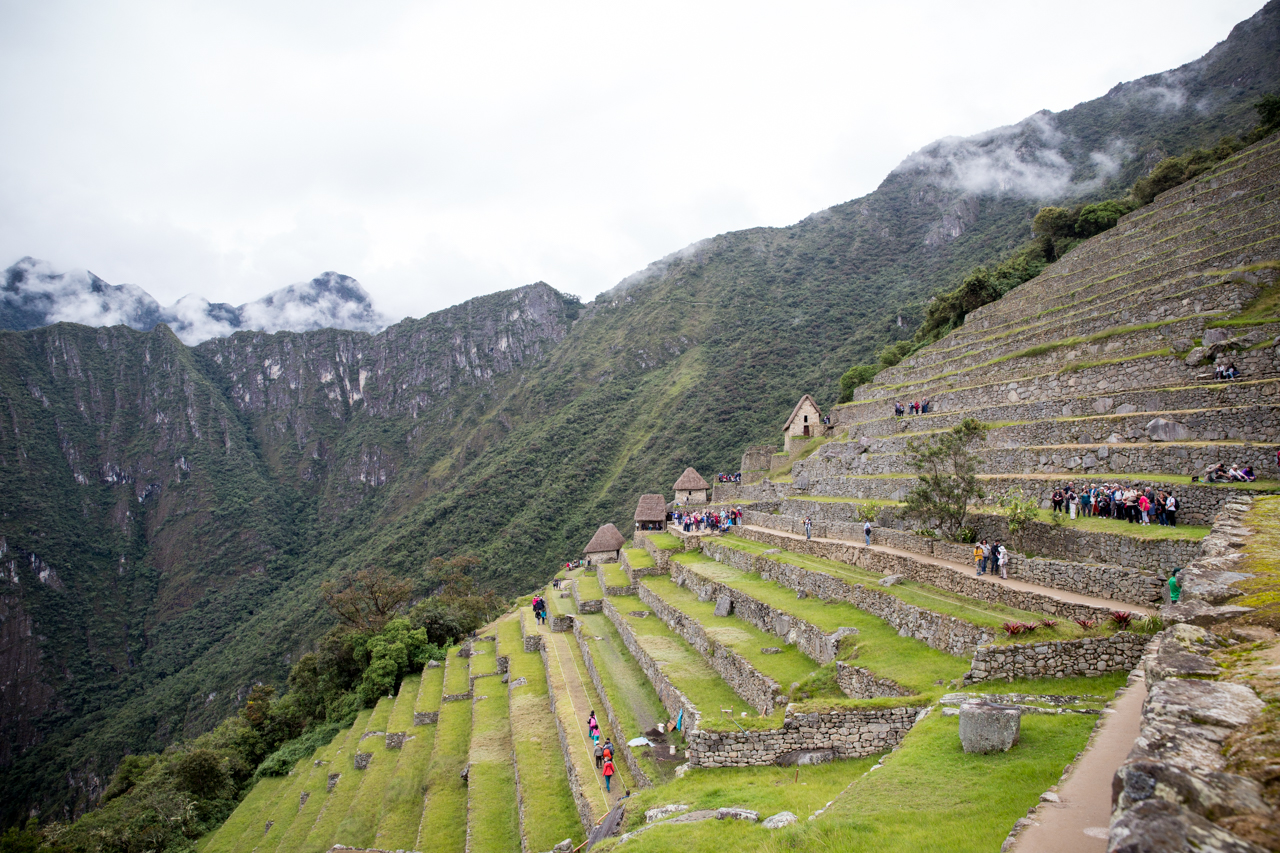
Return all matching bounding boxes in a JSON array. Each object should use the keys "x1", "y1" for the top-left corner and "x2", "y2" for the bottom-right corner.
[
  {"x1": 538, "y1": 626, "x2": 631, "y2": 819},
  {"x1": 1010, "y1": 676, "x2": 1148, "y2": 853},
  {"x1": 740, "y1": 524, "x2": 1154, "y2": 615}
]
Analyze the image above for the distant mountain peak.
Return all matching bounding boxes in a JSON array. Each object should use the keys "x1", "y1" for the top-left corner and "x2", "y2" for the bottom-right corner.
[{"x1": 0, "y1": 259, "x2": 387, "y2": 344}]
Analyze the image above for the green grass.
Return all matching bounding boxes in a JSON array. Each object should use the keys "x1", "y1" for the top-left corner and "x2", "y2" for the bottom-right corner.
[
  {"x1": 596, "y1": 756, "x2": 881, "y2": 853},
  {"x1": 467, "y1": 676, "x2": 521, "y2": 853},
  {"x1": 333, "y1": 695, "x2": 401, "y2": 847},
  {"x1": 470, "y1": 639, "x2": 498, "y2": 677},
  {"x1": 1233, "y1": 495, "x2": 1280, "y2": 629},
  {"x1": 296, "y1": 707, "x2": 376, "y2": 853},
  {"x1": 640, "y1": 576, "x2": 838, "y2": 700},
  {"x1": 606, "y1": 593, "x2": 770, "y2": 728},
  {"x1": 625, "y1": 547, "x2": 655, "y2": 570},
  {"x1": 575, "y1": 611, "x2": 677, "y2": 783},
  {"x1": 1020, "y1": 507, "x2": 1211, "y2": 540},
  {"x1": 716, "y1": 536, "x2": 1056, "y2": 632},
  {"x1": 262, "y1": 716, "x2": 362, "y2": 853},
  {"x1": 504, "y1": 613, "x2": 582, "y2": 851},
  {"x1": 602, "y1": 562, "x2": 631, "y2": 588},
  {"x1": 375, "y1": 666, "x2": 444, "y2": 849},
  {"x1": 645, "y1": 532, "x2": 682, "y2": 551},
  {"x1": 577, "y1": 572, "x2": 603, "y2": 601},
  {"x1": 202, "y1": 774, "x2": 286, "y2": 853},
  {"x1": 668, "y1": 554, "x2": 967, "y2": 696},
  {"x1": 415, "y1": 657, "x2": 473, "y2": 853},
  {"x1": 444, "y1": 647, "x2": 471, "y2": 694},
  {"x1": 761, "y1": 709, "x2": 1103, "y2": 853}
]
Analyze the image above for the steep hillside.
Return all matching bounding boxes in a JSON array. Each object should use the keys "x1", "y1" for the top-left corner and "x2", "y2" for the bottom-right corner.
[{"x1": 3, "y1": 0, "x2": 1280, "y2": 827}]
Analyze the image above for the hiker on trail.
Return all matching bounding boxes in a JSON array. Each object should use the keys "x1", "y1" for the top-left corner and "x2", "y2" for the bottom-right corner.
[
  {"x1": 864, "y1": 521, "x2": 872, "y2": 546},
  {"x1": 804, "y1": 517, "x2": 813, "y2": 540},
  {"x1": 989, "y1": 542, "x2": 1004, "y2": 579},
  {"x1": 602, "y1": 757, "x2": 615, "y2": 792},
  {"x1": 1168, "y1": 567, "x2": 1182, "y2": 603},
  {"x1": 594, "y1": 742, "x2": 604, "y2": 769},
  {"x1": 588, "y1": 711, "x2": 599, "y2": 742},
  {"x1": 974, "y1": 540, "x2": 986, "y2": 576},
  {"x1": 603, "y1": 739, "x2": 613, "y2": 762},
  {"x1": 997, "y1": 544, "x2": 1009, "y2": 579}
]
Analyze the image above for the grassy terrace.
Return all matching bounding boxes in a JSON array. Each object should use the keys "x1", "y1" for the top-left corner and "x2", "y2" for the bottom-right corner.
[
  {"x1": 577, "y1": 572, "x2": 603, "y2": 600},
  {"x1": 575, "y1": 610, "x2": 677, "y2": 783},
  {"x1": 601, "y1": 561, "x2": 631, "y2": 588},
  {"x1": 1236, "y1": 494, "x2": 1280, "y2": 628},
  {"x1": 669, "y1": 552, "x2": 966, "y2": 697},
  {"x1": 298, "y1": 707, "x2": 378, "y2": 853},
  {"x1": 639, "y1": 575, "x2": 837, "y2": 700},
  {"x1": 376, "y1": 666, "x2": 444, "y2": 850},
  {"x1": 467, "y1": 621, "x2": 521, "y2": 853},
  {"x1": 335, "y1": 688, "x2": 409, "y2": 848},
  {"x1": 204, "y1": 775, "x2": 286, "y2": 853},
  {"x1": 644, "y1": 532, "x2": 682, "y2": 551},
  {"x1": 266, "y1": 713, "x2": 367, "y2": 853},
  {"x1": 470, "y1": 638, "x2": 498, "y2": 676},
  {"x1": 717, "y1": 535, "x2": 1060, "y2": 634},
  {"x1": 1018, "y1": 507, "x2": 1211, "y2": 541},
  {"x1": 624, "y1": 547, "x2": 655, "y2": 569},
  {"x1": 500, "y1": 614, "x2": 581, "y2": 850},
  {"x1": 416, "y1": 654, "x2": 472, "y2": 853},
  {"x1": 606, "y1": 592, "x2": 772, "y2": 729},
  {"x1": 546, "y1": 582, "x2": 575, "y2": 617}
]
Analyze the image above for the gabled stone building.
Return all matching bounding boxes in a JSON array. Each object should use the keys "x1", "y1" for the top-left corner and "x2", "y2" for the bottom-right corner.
[
  {"x1": 673, "y1": 467, "x2": 710, "y2": 504},
  {"x1": 583, "y1": 523, "x2": 625, "y2": 564},
  {"x1": 783, "y1": 394, "x2": 824, "y2": 452}
]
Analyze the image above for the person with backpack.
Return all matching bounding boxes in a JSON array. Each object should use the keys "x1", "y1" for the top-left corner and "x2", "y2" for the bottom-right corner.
[
  {"x1": 804, "y1": 517, "x2": 812, "y2": 540},
  {"x1": 602, "y1": 740, "x2": 613, "y2": 765},
  {"x1": 1168, "y1": 567, "x2": 1182, "y2": 603},
  {"x1": 864, "y1": 521, "x2": 873, "y2": 546},
  {"x1": 602, "y1": 757, "x2": 615, "y2": 792},
  {"x1": 594, "y1": 742, "x2": 604, "y2": 769},
  {"x1": 973, "y1": 540, "x2": 986, "y2": 576}
]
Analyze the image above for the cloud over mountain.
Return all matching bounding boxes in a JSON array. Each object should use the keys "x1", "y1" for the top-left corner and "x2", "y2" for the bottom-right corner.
[{"x1": 1, "y1": 258, "x2": 387, "y2": 344}]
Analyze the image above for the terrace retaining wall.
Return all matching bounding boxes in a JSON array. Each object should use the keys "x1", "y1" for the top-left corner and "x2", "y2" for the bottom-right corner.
[
  {"x1": 571, "y1": 620, "x2": 653, "y2": 789},
  {"x1": 602, "y1": 600, "x2": 701, "y2": 731},
  {"x1": 685, "y1": 706, "x2": 923, "y2": 768},
  {"x1": 963, "y1": 632, "x2": 1149, "y2": 684}
]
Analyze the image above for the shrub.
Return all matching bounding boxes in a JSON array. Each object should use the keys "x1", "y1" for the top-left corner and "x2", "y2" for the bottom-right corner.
[
  {"x1": 999, "y1": 493, "x2": 1040, "y2": 534},
  {"x1": 1073, "y1": 617, "x2": 1098, "y2": 630},
  {"x1": 838, "y1": 364, "x2": 881, "y2": 403},
  {"x1": 1038, "y1": 620, "x2": 1058, "y2": 629},
  {"x1": 1110, "y1": 611, "x2": 1135, "y2": 630},
  {"x1": 903, "y1": 418, "x2": 988, "y2": 540}
]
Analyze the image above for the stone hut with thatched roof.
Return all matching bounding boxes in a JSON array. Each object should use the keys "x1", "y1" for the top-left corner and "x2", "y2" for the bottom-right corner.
[
  {"x1": 584, "y1": 523, "x2": 625, "y2": 564},
  {"x1": 634, "y1": 494, "x2": 668, "y2": 532},
  {"x1": 783, "y1": 394, "x2": 824, "y2": 452},
  {"x1": 673, "y1": 467, "x2": 710, "y2": 505}
]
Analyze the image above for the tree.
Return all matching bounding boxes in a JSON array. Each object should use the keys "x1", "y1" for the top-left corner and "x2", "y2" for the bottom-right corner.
[
  {"x1": 321, "y1": 567, "x2": 415, "y2": 632},
  {"x1": 903, "y1": 418, "x2": 988, "y2": 540},
  {"x1": 1031, "y1": 206, "x2": 1077, "y2": 240},
  {"x1": 1256, "y1": 92, "x2": 1280, "y2": 135}
]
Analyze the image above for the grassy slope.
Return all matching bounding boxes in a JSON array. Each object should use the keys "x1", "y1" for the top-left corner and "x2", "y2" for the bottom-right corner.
[
  {"x1": 202, "y1": 775, "x2": 286, "y2": 853},
  {"x1": 415, "y1": 654, "x2": 472, "y2": 853},
  {"x1": 466, "y1": 651, "x2": 521, "y2": 853},
  {"x1": 303, "y1": 700, "x2": 394, "y2": 853},
  {"x1": 332, "y1": 678, "x2": 420, "y2": 847},
  {"x1": 374, "y1": 667, "x2": 443, "y2": 849}
]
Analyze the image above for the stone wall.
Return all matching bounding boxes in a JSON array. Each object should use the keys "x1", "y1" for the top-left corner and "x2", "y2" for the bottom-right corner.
[
  {"x1": 684, "y1": 706, "x2": 923, "y2": 768},
  {"x1": 668, "y1": 559, "x2": 845, "y2": 665},
  {"x1": 572, "y1": 579, "x2": 603, "y2": 615},
  {"x1": 735, "y1": 525, "x2": 1113, "y2": 623},
  {"x1": 636, "y1": 582, "x2": 784, "y2": 716},
  {"x1": 700, "y1": 539, "x2": 992, "y2": 655},
  {"x1": 963, "y1": 632, "x2": 1149, "y2": 684},
  {"x1": 835, "y1": 662, "x2": 914, "y2": 699},
  {"x1": 571, "y1": 619, "x2": 652, "y2": 789},
  {"x1": 741, "y1": 444, "x2": 778, "y2": 477},
  {"x1": 620, "y1": 548, "x2": 665, "y2": 582},
  {"x1": 549, "y1": 614, "x2": 574, "y2": 633},
  {"x1": 413, "y1": 711, "x2": 439, "y2": 725},
  {"x1": 636, "y1": 533, "x2": 675, "y2": 571},
  {"x1": 602, "y1": 599, "x2": 701, "y2": 731}
]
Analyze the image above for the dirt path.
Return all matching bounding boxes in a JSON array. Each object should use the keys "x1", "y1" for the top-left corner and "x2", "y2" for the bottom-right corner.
[
  {"x1": 539, "y1": 628, "x2": 631, "y2": 817},
  {"x1": 742, "y1": 524, "x2": 1153, "y2": 615},
  {"x1": 1010, "y1": 676, "x2": 1148, "y2": 853},
  {"x1": 576, "y1": 613, "x2": 661, "y2": 738}
]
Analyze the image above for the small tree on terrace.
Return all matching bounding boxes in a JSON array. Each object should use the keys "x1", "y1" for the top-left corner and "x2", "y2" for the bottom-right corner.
[
  {"x1": 321, "y1": 566, "x2": 415, "y2": 632},
  {"x1": 903, "y1": 418, "x2": 989, "y2": 540}
]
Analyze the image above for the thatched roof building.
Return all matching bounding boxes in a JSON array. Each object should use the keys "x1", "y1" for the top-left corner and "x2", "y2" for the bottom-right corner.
[
  {"x1": 584, "y1": 523, "x2": 626, "y2": 561},
  {"x1": 634, "y1": 494, "x2": 668, "y2": 531},
  {"x1": 673, "y1": 467, "x2": 710, "y2": 505}
]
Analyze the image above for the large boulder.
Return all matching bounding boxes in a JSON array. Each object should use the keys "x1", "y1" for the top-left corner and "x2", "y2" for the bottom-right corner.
[
  {"x1": 714, "y1": 594, "x2": 734, "y2": 618},
  {"x1": 1147, "y1": 417, "x2": 1194, "y2": 442},
  {"x1": 1201, "y1": 328, "x2": 1231, "y2": 346},
  {"x1": 958, "y1": 702, "x2": 1020, "y2": 754},
  {"x1": 762, "y1": 811, "x2": 798, "y2": 829}
]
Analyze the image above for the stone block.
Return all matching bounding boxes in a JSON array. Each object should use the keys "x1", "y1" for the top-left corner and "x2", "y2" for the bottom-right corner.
[
  {"x1": 958, "y1": 702, "x2": 1021, "y2": 754},
  {"x1": 716, "y1": 808, "x2": 759, "y2": 822},
  {"x1": 762, "y1": 811, "x2": 798, "y2": 829},
  {"x1": 1147, "y1": 417, "x2": 1193, "y2": 442},
  {"x1": 353, "y1": 752, "x2": 372, "y2": 770},
  {"x1": 879, "y1": 574, "x2": 903, "y2": 586},
  {"x1": 645, "y1": 804, "x2": 690, "y2": 823},
  {"x1": 714, "y1": 594, "x2": 734, "y2": 617}
]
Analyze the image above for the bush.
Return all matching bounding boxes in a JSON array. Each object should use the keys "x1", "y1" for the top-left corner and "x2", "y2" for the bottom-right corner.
[
  {"x1": 999, "y1": 493, "x2": 1040, "y2": 534},
  {"x1": 838, "y1": 364, "x2": 881, "y2": 403}
]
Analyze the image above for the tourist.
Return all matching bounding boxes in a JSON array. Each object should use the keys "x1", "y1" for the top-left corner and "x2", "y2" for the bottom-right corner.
[
  {"x1": 1168, "y1": 567, "x2": 1182, "y2": 603},
  {"x1": 588, "y1": 711, "x2": 599, "y2": 742},
  {"x1": 1051, "y1": 487, "x2": 1064, "y2": 514},
  {"x1": 603, "y1": 739, "x2": 614, "y2": 764},
  {"x1": 1241, "y1": 465, "x2": 1256, "y2": 482},
  {"x1": 602, "y1": 757, "x2": 616, "y2": 792},
  {"x1": 1080, "y1": 487, "x2": 1092, "y2": 518},
  {"x1": 989, "y1": 542, "x2": 1004, "y2": 579},
  {"x1": 864, "y1": 520, "x2": 873, "y2": 546},
  {"x1": 594, "y1": 742, "x2": 604, "y2": 769},
  {"x1": 1165, "y1": 491, "x2": 1177, "y2": 527},
  {"x1": 974, "y1": 540, "x2": 986, "y2": 576},
  {"x1": 1138, "y1": 492, "x2": 1151, "y2": 525},
  {"x1": 997, "y1": 544, "x2": 1009, "y2": 579},
  {"x1": 804, "y1": 516, "x2": 813, "y2": 540}
]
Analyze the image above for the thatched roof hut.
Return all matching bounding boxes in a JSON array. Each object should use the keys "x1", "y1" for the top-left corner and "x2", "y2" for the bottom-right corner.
[
  {"x1": 584, "y1": 523, "x2": 626, "y2": 557},
  {"x1": 673, "y1": 467, "x2": 709, "y2": 491},
  {"x1": 634, "y1": 494, "x2": 668, "y2": 531}
]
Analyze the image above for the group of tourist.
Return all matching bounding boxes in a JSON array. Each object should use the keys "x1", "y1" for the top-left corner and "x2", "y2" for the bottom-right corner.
[
  {"x1": 1204, "y1": 463, "x2": 1257, "y2": 482},
  {"x1": 716, "y1": 472, "x2": 743, "y2": 483},
  {"x1": 1050, "y1": 482, "x2": 1179, "y2": 526},
  {"x1": 587, "y1": 711, "x2": 617, "y2": 792},
  {"x1": 894, "y1": 400, "x2": 930, "y2": 416},
  {"x1": 1213, "y1": 363, "x2": 1241, "y2": 380},
  {"x1": 562, "y1": 559, "x2": 590, "y2": 570},
  {"x1": 531, "y1": 595, "x2": 548, "y2": 625},
  {"x1": 673, "y1": 507, "x2": 743, "y2": 532},
  {"x1": 972, "y1": 540, "x2": 1009, "y2": 578}
]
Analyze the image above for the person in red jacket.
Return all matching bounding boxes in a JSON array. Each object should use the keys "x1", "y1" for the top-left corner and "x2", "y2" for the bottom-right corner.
[{"x1": 602, "y1": 757, "x2": 615, "y2": 792}]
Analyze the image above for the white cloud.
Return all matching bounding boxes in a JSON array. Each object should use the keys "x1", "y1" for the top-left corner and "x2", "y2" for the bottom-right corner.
[{"x1": 0, "y1": 0, "x2": 1265, "y2": 318}]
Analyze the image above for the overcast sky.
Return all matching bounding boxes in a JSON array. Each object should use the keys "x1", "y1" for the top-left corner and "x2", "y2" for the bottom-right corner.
[{"x1": 0, "y1": 0, "x2": 1265, "y2": 322}]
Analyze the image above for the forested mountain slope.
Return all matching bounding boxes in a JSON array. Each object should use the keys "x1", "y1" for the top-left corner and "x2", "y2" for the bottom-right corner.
[{"x1": 2, "y1": 0, "x2": 1278, "y2": 826}]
